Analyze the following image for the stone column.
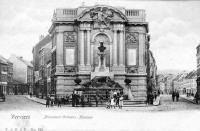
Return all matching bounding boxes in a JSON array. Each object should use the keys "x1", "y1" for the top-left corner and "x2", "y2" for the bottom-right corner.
[
  {"x1": 56, "y1": 32, "x2": 64, "y2": 65},
  {"x1": 86, "y1": 30, "x2": 91, "y2": 66},
  {"x1": 113, "y1": 29, "x2": 118, "y2": 66},
  {"x1": 138, "y1": 33, "x2": 145, "y2": 73},
  {"x1": 79, "y1": 30, "x2": 85, "y2": 66},
  {"x1": 56, "y1": 31, "x2": 64, "y2": 73},
  {"x1": 119, "y1": 30, "x2": 124, "y2": 66},
  {"x1": 91, "y1": 44, "x2": 94, "y2": 69}
]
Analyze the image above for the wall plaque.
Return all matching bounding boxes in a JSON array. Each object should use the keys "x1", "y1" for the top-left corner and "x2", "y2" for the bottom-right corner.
[
  {"x1": 128, "y1": 48, "x2": 137, "y2": 65},
  {"x1": 65, "y1": 48, "x2": 75, "y2": 65}
]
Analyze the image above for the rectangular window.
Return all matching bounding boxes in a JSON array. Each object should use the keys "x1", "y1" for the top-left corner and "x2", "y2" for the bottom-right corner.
[
  {"x1": 127, "y1": 48, "x2": 137, "y2": 65},
  {"x1": 65, "y1": 48, "x2": 75, "y2": 65}
]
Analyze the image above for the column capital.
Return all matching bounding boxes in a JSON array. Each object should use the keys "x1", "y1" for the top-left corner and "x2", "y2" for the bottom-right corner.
[
  {"x1": 80, "y1": 23, "x2": 91, "y2": 31},
  {"x1": 113, "y1": 23, "x2": 124, "y2": 31}
]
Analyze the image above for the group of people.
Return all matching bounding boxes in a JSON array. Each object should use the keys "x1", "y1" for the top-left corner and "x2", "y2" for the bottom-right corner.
[
  {"x1": 72, "y1": 91, "x2": 104, "y2": 107},
  {"x1": 106, "y1": 91, "x2": 124, "y2": 109},
  {"x1": 172, "y1": 90, "x2": 179, "y2": 102},
  {"x1": 146, "y1": 90, "x2": 161, "y2": 105},
  {"x1": 46, "y1": 95, "x2": 69, "y2": 108}
]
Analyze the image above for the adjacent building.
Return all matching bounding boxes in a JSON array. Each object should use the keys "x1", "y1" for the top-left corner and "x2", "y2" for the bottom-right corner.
[
  {"x1": 196, "y1": 44, "x2": 200, "y2": 96},
  {"x1": 32, "y1": 35, "x2": 51, "y2": 97},
  {"x1": 9, "y1": 55, "x2": 33, "y2": 95},
  {"x1": 0, "y1": 55, "x2": 13, "y2": 95},
  {"x1": 38, "y1": 41, "x2": 52, "y2": 98}
]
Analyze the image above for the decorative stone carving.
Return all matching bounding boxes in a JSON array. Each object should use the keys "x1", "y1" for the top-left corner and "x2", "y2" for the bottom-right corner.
[
  {"x1": 126, "y1": 32, "x2": 139, "y2": 44},
  {"x1": 94, "y1": 34, "x2": 110, "y2": 45},
  {"x1": 64, "y1": 66, "x2": 76, "y2": 72},
  {"x1": 90, "y1": 7, "x2": 114, "y2": 28},
  {"x1": 127, "y1": 67, "x2": 138, "y2": 73},
  {"x1": 63, "y1": 32, "x2": 77, "y2": 44}
]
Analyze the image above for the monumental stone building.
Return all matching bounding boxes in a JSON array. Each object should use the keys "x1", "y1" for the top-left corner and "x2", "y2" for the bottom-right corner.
[{"x1": 47, "y1": 5, "x2": 154, "y2": 101}]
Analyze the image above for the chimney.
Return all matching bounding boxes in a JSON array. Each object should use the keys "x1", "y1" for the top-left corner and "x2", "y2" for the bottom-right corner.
[{"x1": 39, "y1": 35, "x2": 44, "y2": 41}]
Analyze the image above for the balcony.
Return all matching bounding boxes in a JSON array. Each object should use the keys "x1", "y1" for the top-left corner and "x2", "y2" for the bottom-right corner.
[
  {"x1": 52, "y1": 9, "x2": 77, "y2": 22},
  {"x1": 125, "y1": 9, "x2": 146, "y2": 22},
  {"x1": 52, "y1": 8, "x2": 146, "y2": 23}
]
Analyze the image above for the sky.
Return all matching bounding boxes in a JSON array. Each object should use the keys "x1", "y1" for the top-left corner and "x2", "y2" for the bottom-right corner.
[{"x1": 0, "y1": 0, "x2": 200, "y2": 71}]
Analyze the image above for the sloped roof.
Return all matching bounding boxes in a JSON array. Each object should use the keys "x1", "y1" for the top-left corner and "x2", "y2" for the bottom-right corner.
[
  {"x1": 0, "y1": 55, "x2": 11, "y2": 65},
  {"x1": 16, "y1": 56, "x2": 33, "y2": 67},
  {"x1": 33, "y1": 35, "x2": 51, "y2": 50},
  {"x1": 185, "y1": 70, "x2": 197, "y2": 79}
]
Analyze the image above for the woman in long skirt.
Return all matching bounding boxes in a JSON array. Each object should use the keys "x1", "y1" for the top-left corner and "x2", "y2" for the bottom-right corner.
[
  {"x1": 119, "y1": 96, "x2": 123, "y2": 109},
  {"x1": 110, "y1": 97, "x2": 115, "y2": 109}
]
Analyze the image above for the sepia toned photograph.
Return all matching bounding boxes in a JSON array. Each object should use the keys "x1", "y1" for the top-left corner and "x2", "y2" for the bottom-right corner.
[{"x1": 0, "y1": 0, "x2": 200, "y2": 130}]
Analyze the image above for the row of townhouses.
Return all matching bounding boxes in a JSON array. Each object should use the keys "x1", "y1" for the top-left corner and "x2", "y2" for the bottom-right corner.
[
  {"x1": 0, "y1": 54, "x2": 33, "y2": 95},
  {"x1": 157, "y1": 70, "x2": 197, "y2": 95},
  {"x1": 157, "y1": 43, "x2": 200, "y2": 96}
]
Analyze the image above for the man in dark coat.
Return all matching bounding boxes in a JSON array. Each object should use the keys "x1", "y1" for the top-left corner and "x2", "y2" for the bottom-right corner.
[
  {"x1": 46, "y1": 96, "x2": 50, "y2": 108},
  {"x1": 175, "y1": 91, "x2": 179, "y2": 102},
  {"x1": 72, "y1": 92, "x2": 75, "y2": 107},
  {"x1": 195, "y1": 92, "x2": 199, "y2": 104},
  {"x1": 172, "y1": 91, "x2": 176, "y2": 102},
  {"x1": 81, "y1": 95, "x2": 85, "y2": 107}
]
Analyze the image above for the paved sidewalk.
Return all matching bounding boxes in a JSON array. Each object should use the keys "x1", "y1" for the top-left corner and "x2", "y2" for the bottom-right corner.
[
  {"x1": 24, "y1": 95, "x2": 46, "y2": 105},
  {"x1": 180, "y1": 95, "x2": 196, "y2": 104}
]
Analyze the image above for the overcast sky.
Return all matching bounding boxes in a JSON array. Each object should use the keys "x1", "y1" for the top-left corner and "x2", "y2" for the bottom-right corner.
[{"x1": 0, "y1": 0, "x2": 200, "y2": 71}]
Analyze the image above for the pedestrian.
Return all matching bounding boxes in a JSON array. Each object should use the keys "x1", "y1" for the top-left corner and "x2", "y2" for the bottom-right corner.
[
  {"x1": 154, "y1": 91, "x2": 157, "y2": 101},
  {"x1": 119, "y1": 95, "x2": 123, "y2": 109},
  {"x1": 172, "y1": 91, "x2": 175, "y2": 102},
  {"x1": 57, "y1": 97, "x2": 61, "y2": 107},
  {"x1": 195, "y1": 92, "x2": 199, "y2": 104},
  {"x1": 46, "y1": 96, "x2": 50, "y2": 108},
  {"x1": 72, "y1": 92, "x2": 75, "y2": 107},
  {"x1": 110, "y1": 97, "x2": 115, "y2": 109},
  {"x1": 106, "y1": 99, "x2": 111, "y2": 109},
  {"x1": 81, "y1": 95, "x2": 85, "y2": 107},
  {"x1": 116, "y1": 93, "x2": 120, "y2": 107},
  {"x1": 95, "y1": 95, "x2": 99, "y2": 107},
  {"x1": 149, "y1": 92, "x2": 154, "y2": 104},
  {"x1": 175, "y1": 91, "x2": 179, "y2": 102},
  {"x1": 146, "y1": 92, "x2": 150, "y2": 105}
]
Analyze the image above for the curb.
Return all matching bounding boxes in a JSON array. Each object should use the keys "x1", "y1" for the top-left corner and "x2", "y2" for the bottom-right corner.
[
  {"x1": 24, "y1": 96, "x2": 46, "y2": 105},
  {"x1": 180, "y1": 96, "x2": 196, "y2": 104}
]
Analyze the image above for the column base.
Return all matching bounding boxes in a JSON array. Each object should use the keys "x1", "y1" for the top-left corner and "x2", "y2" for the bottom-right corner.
[
  {"x1": 112, "y1": 65, "x2": 125, "y2": 73},
  {"x1": 138, "y1": 66, "x2": 146, "y2": 74},
  {"x1": 79, "y1": 65, "x2": 91, "y2": 73},
  {"x1": 56, "y1": 65, "x2": 64, "y2": 74}
]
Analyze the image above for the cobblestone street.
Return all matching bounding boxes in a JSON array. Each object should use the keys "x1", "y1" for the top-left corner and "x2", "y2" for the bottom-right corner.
[
  {"x1": 0, "y1": 95, "x2": 200, "y2": 112},
  {"x1": 1, "y1": 95, "x2": 200, "y2": 131}
]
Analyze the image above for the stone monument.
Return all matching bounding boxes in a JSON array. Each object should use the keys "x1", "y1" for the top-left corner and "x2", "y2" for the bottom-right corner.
[{"x1": 95, "y1": 41, "x2": 109, "y2": 72}]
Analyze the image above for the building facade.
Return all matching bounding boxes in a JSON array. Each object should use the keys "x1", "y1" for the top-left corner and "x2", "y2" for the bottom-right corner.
[
  {"x1": 0, "y1": 55, "x2": 13, "y2": 95},
  {"x1": 196, "y1": 44, "x2": 200, "y2": 96},
  {"x1": 38, "y1": 41, "x2": 52, "y2": 98},
  {"x1": 9, "y1": 55, "x2": 33, "y2": 94},
  {"x1": 32, "y1": 35, "x2": 51, "y2": 96},
  {"x1": 47, "y1": 5, "x2": 154, "y2": 101}
]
